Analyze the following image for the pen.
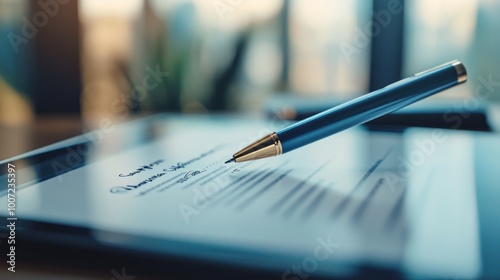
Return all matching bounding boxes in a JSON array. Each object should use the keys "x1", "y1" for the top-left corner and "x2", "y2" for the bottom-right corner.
[{"x1": 225, "y1": 60, "x2": 467, "y2": 163}]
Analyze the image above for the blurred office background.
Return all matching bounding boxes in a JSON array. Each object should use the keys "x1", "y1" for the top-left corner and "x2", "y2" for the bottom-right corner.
[{"x1": 0, "y1": 0, "x2": 499, "y2": 126}]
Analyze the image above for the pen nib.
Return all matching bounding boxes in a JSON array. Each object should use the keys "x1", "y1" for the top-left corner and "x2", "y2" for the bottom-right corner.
[{"x1": 224, "y1": 158, "x2": 235, "y2": 164}]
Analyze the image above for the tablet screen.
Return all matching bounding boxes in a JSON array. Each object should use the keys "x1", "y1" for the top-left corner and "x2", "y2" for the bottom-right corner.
[{"x1": 0, "y1": 114, "x2": 482, "y2": 278}]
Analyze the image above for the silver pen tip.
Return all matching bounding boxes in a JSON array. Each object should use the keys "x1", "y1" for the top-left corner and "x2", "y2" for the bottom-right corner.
[{"x1": 224, "y1": 158, "x2": 235, "y2": 164}]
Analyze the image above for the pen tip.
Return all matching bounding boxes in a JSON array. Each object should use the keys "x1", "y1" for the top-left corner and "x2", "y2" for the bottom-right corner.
[{"x1": 225, "y1": 158, "x2": 235, "y2": 164}]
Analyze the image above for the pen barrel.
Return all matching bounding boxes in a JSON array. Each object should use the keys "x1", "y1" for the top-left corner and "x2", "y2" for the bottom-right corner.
[{"x1": 277, "y1": 60, "x2": 467, "y2": 153}]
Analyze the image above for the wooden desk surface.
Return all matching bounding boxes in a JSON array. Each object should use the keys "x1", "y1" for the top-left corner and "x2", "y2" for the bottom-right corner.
[{"x1": 0, "y1": 115, "x2": 84, "y2": 161}]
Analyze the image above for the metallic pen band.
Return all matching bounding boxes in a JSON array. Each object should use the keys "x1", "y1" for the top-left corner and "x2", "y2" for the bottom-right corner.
[
  {"x1": 232, "y1": 132, "x2": 282, "y2": 162},
  {"x1": 452, "y1": 61, "x2": 467, "y2": 83},
  {"x1": 270, "y1": 132, "x2": 283, "y2": 155}
]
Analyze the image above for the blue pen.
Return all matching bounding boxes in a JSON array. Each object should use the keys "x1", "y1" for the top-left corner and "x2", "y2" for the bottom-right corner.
[{"x1": 225, "y1": 60, "x2": 467, "y2": 163}]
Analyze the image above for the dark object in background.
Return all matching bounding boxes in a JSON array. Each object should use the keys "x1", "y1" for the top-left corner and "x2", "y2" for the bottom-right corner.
[
  {"x1": 266, "y1": 95, "x2": 491, "y2": 132},
  {"x1": 369, "y1": 0, "x2": 405, "y2": 91},
  {"x1": 208, "y1": 32, "x2": 249, "y2": 111},
  {"x1": 30, "y1": 0, "x2": 81, "y2": 115}
]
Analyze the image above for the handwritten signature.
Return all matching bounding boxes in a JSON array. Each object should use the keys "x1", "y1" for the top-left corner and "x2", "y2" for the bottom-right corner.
[
  {"x1": 117, "y1": 146, "x2": 222, "y2": 178},
  {"x1": 164, "y1": 162, "x2": 189, "y2": 172},
  {"x1": 163, "y1": 148, "x2": 221, "y2": 172},
  {"x1": 119, "y1": 159, "x2": 164, "y2": 177},
  {"x1": 177, "y1": 170, "x2": 206, "y2": 183}
]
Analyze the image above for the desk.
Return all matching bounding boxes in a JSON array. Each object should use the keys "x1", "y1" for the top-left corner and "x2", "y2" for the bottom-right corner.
[
  {"x1": 1, "y1": 114, "x2": 499, "y2": 279},
  {"x1": 0, "y1": 116, "x2": 84, "y2": 162}
]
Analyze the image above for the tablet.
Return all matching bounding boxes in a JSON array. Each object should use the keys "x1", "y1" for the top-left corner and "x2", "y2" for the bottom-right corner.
[{"x1": 1, "y1": 114, "x2": 498, "y2": 278}]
